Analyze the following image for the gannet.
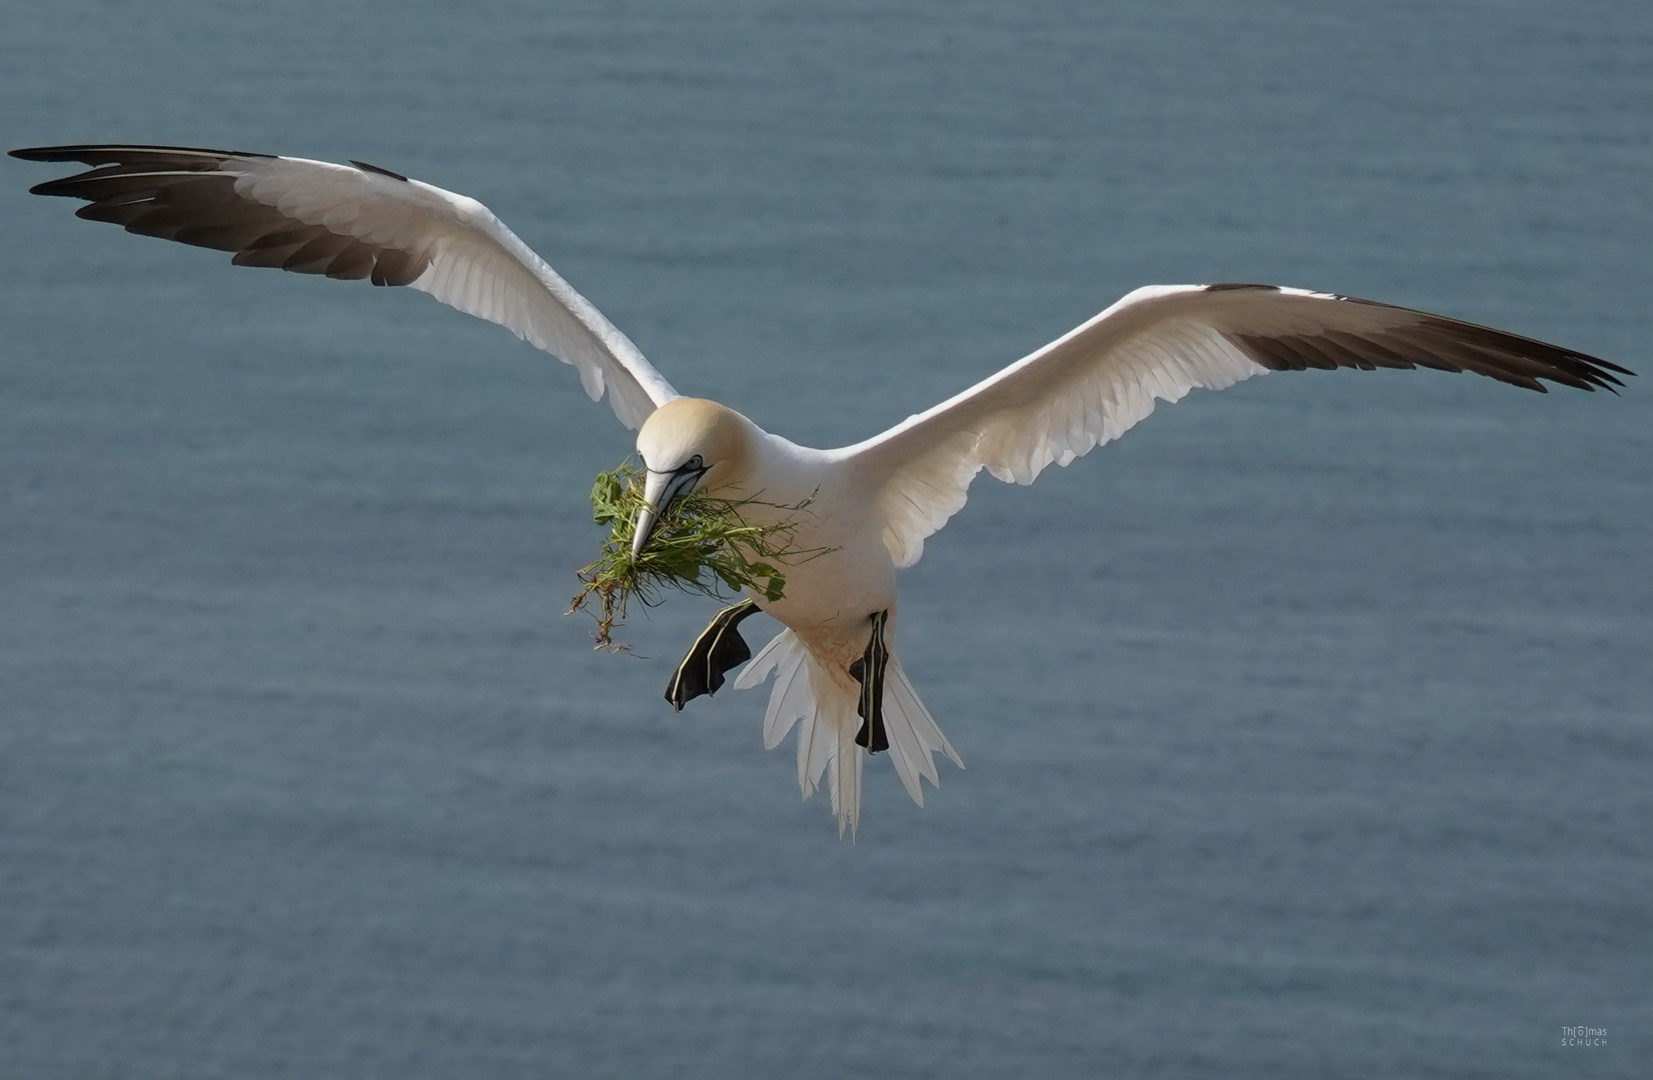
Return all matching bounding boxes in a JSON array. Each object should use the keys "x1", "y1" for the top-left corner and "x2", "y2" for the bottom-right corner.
[{"x1": 13, "y1": 144, "x2": 1631, "y2": 834}]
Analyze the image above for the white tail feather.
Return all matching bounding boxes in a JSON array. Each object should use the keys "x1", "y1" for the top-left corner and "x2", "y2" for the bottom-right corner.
[
  {"x1": 882, "y1": 656, "x2": 965, "y2": 803},
  {"x1": 735, "y1": 629, "x2": 963, "y2": 834}
]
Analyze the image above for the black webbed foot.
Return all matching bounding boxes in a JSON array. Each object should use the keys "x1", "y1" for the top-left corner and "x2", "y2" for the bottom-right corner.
[
  {"x1": 665, "y1": 600, "x2": 763, "y2": 711},
  {"x1": 848, "y1": 609, "x2": 890, "y2": 753}
]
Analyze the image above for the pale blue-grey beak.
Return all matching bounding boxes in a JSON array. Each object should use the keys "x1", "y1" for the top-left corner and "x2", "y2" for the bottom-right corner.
[{"x1": 632, "y1": 462, "x2": 706, "y2": 557}]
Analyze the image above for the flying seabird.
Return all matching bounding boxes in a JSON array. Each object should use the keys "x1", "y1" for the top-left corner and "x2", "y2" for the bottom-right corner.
[{"x1": 12, "y1": 144, "x2": 1631, "y2": 833}]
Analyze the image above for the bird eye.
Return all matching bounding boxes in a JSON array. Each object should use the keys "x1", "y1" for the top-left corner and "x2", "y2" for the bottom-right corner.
[{"x1": 684, "y1": 455, "x2": 704, "y2": 471}]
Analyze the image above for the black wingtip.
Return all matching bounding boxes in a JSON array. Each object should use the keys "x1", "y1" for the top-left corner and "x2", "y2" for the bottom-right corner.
[
  {"x1": 1586, "y1": 355, "x2": 1634, "y2": 393},
  {"x1": 10, "y1": 143, "x2": 276, "y2": 164},
  {"x1": 350, "y1": 159, "x2": 409, "y2": 182},
  {"x1": 1228, "y1": 286, "x2": 1637, "y2": 396},
  {"x1": 1204, "y1": 282, "x2": 1281, "y2": 293},
  {"x1": 10, "y1": 146, "x2": 79, "y2": 161}
]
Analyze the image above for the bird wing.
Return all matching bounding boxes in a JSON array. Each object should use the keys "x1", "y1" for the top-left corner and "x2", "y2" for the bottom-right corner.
[
  {"x1": 11, "y1": 143, "x2": 679, "y2": 429},
  {"x1": 843, "y1": 283, "x2": 1629, "y2": 567}
]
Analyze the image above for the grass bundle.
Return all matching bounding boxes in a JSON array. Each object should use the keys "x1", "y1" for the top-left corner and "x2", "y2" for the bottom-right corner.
[{"x1": 567, "y1": 461, "x2": 820, "y2": 648}]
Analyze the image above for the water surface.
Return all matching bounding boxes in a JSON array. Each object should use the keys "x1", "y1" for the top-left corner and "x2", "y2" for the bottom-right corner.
[{"x1": 3, "y1": 2, "x2": 1650, "y2": 1076}]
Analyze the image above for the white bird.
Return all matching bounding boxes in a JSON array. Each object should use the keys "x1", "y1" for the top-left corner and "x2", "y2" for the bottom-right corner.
[{"x1": 13, "y1": 144, "x2": 1630, "y2": 834}]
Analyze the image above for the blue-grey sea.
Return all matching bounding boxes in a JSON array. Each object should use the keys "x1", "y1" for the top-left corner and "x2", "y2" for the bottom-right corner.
[{"x1": 3, "y1": 2, "x2": 1649, "y2": 1077}]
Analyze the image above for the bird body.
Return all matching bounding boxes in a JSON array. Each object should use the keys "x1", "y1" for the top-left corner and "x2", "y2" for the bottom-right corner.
[
  {"x1": 636, "y1": 398, "x2": 949, "y2": 829},
  {"x1": 12, "y1": 143, "x2": 1630, "y2": 833}
]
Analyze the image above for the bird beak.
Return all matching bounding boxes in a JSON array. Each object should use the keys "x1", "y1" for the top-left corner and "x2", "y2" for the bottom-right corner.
[{"x1": 632, "y1": 464, "x2": 706, "y2": 557}]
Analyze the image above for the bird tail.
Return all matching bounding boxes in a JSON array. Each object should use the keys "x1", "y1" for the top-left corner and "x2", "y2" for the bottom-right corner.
[{"x1": 734, "y1": 629, "x2": 963, "y2": 836}]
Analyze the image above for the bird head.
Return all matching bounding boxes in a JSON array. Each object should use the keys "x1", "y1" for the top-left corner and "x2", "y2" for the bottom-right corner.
[{"x1": 631, "y1": 398, "x2": 755, "y2": 556}]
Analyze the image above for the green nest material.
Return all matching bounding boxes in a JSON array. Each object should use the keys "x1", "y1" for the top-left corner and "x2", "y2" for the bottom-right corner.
[{"x1": 568, "y1": 461, "x2": 821, "y2": 648}]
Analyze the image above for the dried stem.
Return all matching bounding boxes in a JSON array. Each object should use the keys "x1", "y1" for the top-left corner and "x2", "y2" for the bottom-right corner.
[{"x1": 567, "y1": 460, "x2": 826, "y2": 648}]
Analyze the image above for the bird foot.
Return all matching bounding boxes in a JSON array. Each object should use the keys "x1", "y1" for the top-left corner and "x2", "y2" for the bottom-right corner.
[
  {"x1": 665, "y1": 600, "x2": 762, "y2": 710},
  {"x1": 848, "y1": 609, "x2": 890, "y2": 753}
]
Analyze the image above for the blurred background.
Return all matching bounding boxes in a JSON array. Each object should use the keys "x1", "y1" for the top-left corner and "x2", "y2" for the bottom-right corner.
[{"x1": 3, "y1": 1, "x2": 1649, "y2": 1076}]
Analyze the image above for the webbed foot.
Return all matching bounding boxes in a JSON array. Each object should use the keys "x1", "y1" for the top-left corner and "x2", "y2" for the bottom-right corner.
[
  {"x1": 665, "y1": 600, "x2": 762, "y2": 711},
  {"x1": 848, "y1": 609, "x2": 890, "y2": 753}
]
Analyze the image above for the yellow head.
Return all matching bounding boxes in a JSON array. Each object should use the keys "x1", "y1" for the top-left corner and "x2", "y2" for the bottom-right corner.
[{"x1": 631, "y1": 398, "x2": 757, "y2": 555}]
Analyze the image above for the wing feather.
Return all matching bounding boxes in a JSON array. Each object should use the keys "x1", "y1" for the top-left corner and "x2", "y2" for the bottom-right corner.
[
  {"x1": 12, "y1": 143, "x2": 678, "y2": 430},
  {"x1": 845, "y1": 283, "x2": 1628, "y2": 567}
]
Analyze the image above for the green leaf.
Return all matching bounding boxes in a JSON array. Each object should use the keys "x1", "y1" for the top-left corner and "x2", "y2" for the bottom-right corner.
[{"x1": 566, "y1": 460, "x2": 832, "y2": 648}]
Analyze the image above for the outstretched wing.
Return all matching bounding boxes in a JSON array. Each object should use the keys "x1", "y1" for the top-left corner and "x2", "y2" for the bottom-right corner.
[
  {"x1": 843, "y1": 283, "x2": 1629, "y2": 567},
  {"x1": 11, "y1": 143, "x2": 679, "y2": 429}
]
